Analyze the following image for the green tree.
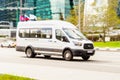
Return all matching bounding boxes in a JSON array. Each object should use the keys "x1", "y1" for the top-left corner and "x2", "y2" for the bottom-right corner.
[
  {"x1": 66, "y1": 9, "x2": 78, "y2": 26},
  {"x1": 87, "y1": 0, "x2": 120, "y2": 42},
  {"x1": 37, "y1": 17, "x2": 42, "y2": 20},
  {"x1": 66, "y1": 1, "x2": 85, "y2": 32},
  {"x1": 101, "y1": 0, "x2": 120, "y2": 42}
]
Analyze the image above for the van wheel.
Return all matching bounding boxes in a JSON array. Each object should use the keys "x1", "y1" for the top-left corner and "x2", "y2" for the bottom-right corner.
[
  {"x1": 44, "y1": 55, "x2": 51, "y2": 58},
  {"x1": 63, "y1": 50, "x2": 73, "y2": 61},
  {"x1": 82, "y1": 55, "x2": 90, "y2": 61},
  {"x1": 1, "y1": 44, "x2": 3, "y2": 48},
  {"x1": 26, "y1": 48, "x2": 36, "y2": 58},
  {"x1": 8, "y1": 45, "x2": 11, "y2": 48}
]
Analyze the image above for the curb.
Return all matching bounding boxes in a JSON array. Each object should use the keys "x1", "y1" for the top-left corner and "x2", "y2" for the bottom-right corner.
[{"x1": 95, "y1": 47, "x2": 120, "y2": 51}]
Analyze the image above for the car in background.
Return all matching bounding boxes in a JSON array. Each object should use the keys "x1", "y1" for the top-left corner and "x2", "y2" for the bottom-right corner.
[{"x1": 0, "y1": 40, "x2": 16, "y2": 48}]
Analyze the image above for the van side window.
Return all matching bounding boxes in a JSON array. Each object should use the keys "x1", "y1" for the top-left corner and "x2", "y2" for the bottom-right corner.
[
  {"x1": 19, "y1": 29, "x2": 30, "y2": 38},
  {"x1": 19, "y1": 28, "x2": 52, "y2": 39},
  {"x1": 30, "y1": 29, "x2": 41, "y2": 38},
  {"x1": 19, "y1": 29, "x2": 24, "y2": 37},
  {"x1": 41, "y1": 28, "x2": 52, "y2": 39},
  {"x1": 55, "y1": 29, "x2": 69, "y2": 42}
]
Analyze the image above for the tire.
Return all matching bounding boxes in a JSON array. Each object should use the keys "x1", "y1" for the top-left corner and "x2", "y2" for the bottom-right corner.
[
  {"x1": 63, "y1": 50, "x2": 73, "y2": 61},
  {"x1": 1, "y1": 44, "x2": 3, "y2": 48},
  {"x1": 25, "y1": 48, "x2": 36, "y2": 58},
  {"x1": 82, "y1": 55, "x2": 90, "y2": 61},
  {"x1": 44, "y1": 55, "x2": 51, "y2": 58},
  {"x1": 8, "y1": 45, "x2": 11, "y2": 48}
]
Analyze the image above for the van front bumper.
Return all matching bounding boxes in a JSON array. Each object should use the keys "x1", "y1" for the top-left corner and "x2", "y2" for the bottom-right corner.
[{"x1": 72, "y1": 49, "x2": 95, "y2": 56}]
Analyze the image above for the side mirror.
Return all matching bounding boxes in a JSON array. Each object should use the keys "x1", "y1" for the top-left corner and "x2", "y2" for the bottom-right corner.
[{"x1": 61, "y1": 36, "x2": 69, "y2": 42}]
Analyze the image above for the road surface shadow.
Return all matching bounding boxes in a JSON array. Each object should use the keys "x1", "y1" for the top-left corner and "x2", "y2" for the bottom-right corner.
[{"x1": 21, "y1": 55, "x2": 110, "y2": 63}]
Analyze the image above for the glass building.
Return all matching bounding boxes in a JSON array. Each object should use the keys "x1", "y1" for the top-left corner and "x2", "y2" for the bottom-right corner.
[
  {"x1": 0, "y1": 0, "x2": 18, "y2": 27},
  {"x1": 117, "y1": 0, "x2": 120, "y2": 17},
  {"x1": 23, "y1": 0, "x2": 72, "y2": 20},
  {"x1": 0, "y1": 0, "x2": 81, "y2": 27},
  {"x1": 23, "y1": 0, "x2": 52, "y2": 20}
]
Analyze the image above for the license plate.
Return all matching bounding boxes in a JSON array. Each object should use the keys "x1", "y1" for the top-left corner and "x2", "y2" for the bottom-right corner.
[{"x1": 87, "y1": 50, "x2": 93, "y2": 53}]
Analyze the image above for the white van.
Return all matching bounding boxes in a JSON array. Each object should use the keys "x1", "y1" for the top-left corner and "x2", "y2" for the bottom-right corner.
[{"x1": 16, "y1": 20, "x2": 95, "y2": 61}]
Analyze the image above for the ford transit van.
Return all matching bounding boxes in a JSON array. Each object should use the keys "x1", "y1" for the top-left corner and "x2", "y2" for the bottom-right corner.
[{"x1": 16, "y1": 20, "x2": 95, "y2": 61}]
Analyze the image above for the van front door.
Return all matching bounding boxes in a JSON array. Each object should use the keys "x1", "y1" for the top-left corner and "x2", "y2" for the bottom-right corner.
[{"x1": 50, "y1": 29, "x2": 69, "y2": 55}]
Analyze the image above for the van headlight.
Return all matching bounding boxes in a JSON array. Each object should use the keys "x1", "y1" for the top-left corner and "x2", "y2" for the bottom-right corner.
[{"x1": 73, "y1": 41, "x2": 82, "y2": 46}]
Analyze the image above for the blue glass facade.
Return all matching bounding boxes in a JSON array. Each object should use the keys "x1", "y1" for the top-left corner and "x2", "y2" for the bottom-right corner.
[
  {"x1": 0, "y1": 0, "x2": 18, "y2": 27},
  {"x1": 0, "y1": 0, "x2": 81, "y2": 27},
  {"x1": 36, "y1": 0, "x2": 52, "y2": 19},
  {"x1": 24, "y1": 0, "x2": 71, "y2": 20},
  {"x1": 23, "y1": 0, "x2": 52, "y2": 20},
  {"x1": 117, "y1": 0, "x2": 120, "y2": 17}
]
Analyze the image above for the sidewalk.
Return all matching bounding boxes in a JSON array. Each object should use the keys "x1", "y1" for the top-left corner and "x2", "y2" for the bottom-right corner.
[{"x1": 0, "y1": 62, "x2": 120, "y2": 80}]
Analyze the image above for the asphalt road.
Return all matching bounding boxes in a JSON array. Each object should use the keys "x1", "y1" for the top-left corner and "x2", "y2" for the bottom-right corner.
[{"x1": 0, "y1": 48, "x2": 120, "y2": 80}]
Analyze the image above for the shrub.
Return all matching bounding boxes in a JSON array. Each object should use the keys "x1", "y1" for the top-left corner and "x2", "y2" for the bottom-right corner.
[
  {"x1": 86, "y1": 35, "x2": 120, "y2": 41},
  {"x1": 86, "y1": 35, "x2": 99, "y2": 42}
]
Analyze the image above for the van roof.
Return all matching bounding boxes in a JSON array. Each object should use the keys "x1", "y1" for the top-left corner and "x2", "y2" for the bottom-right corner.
[{"x1": 17, "y1": 20, "x2": 76, "y2": 29}]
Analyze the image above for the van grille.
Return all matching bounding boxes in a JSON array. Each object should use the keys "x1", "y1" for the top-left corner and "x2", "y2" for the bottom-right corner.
[{"x1": 84, "y1": 44, "x2": 94, "y2": 49}]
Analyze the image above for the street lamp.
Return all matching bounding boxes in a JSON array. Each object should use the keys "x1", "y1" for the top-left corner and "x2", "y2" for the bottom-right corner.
[
  {"x1": 78, "y1": 0, "x2": 84, "y2": 31},
  {"x1": 20, "y1": 0, "x2": 22, "y2": 15},
  {"x1": 78, "y1": 0, "x2": 81, "y2": 31}
]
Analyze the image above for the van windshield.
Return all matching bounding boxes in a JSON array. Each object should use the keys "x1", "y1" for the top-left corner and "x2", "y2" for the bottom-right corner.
[{"x1": 63, "y1": 28, "x2": 87, "y2": 40}]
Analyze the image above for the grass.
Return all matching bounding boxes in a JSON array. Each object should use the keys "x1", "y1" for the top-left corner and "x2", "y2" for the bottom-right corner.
[
  {"x1": 0, "y1": 35, "x2": 6, "y2": 38},
  {"x1": 0, "y1": 74, "x2": 35, "y2": 80},
  {"x1": 94, "y1": 41, "x2": 120, "y2": 48}
]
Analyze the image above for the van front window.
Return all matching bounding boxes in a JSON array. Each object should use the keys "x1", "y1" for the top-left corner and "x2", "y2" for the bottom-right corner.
[{"x1": 63, "y1": 28, "x2": 87, "y2": 40}]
